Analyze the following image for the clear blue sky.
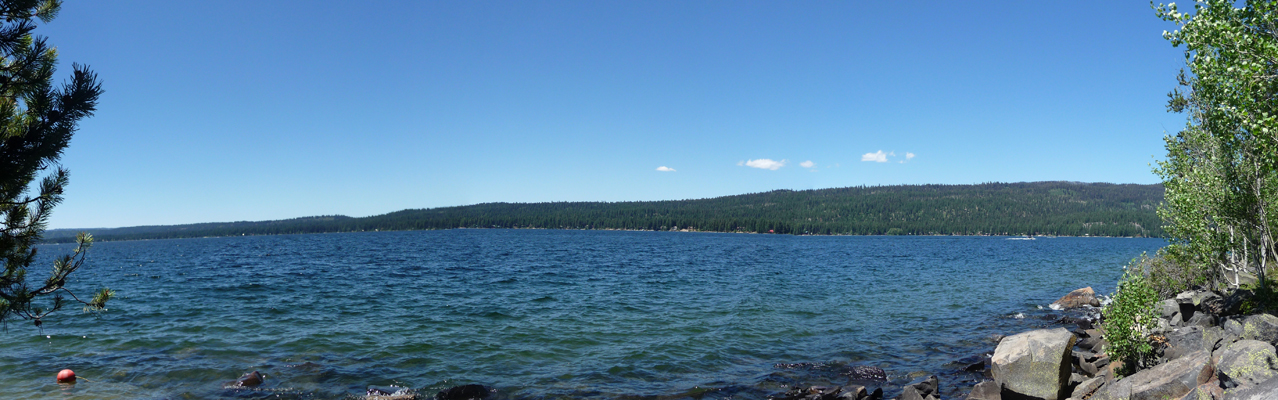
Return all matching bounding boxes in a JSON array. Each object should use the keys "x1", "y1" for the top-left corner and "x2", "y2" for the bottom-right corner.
[{"x1": 40, "y1": 1, "x2": 1187, "y2": 229}]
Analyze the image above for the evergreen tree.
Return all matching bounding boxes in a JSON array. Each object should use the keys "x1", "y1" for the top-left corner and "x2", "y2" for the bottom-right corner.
[{"x1": 0, "y1": 0, "x2": 111, "y2": 327}]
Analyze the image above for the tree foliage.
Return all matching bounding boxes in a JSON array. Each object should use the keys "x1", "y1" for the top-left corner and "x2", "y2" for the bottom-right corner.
[
  {"x1": 0, "y1": 0, "x2": 110, "y2": 328},
  {"x1": 1155, "y1": 0, "x2": 1278, "y2": 289},
  {"x1": 1102, "y1": 260, "x2": 1161, "y2": 376}
]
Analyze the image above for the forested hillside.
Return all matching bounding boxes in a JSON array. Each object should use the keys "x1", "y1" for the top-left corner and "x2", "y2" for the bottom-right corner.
[{"x1": 46, "y1": 182, "x2": 1164, "y2": 242}]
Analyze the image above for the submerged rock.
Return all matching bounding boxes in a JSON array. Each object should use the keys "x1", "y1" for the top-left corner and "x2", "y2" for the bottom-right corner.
[
  {"x1": 777, "y1": 385, "x2": 855, "y2": 400},
  {"x1": 366, "y1": 387, "x2": 419, "y2": 400},
  {"x1": 227, "y1": 371, "x2": 263, "y2": 388},
  {"x1": 435, "y1": 384, "x2": 489, "y2": 400},
  {"x1": 990, "y1": 328, "x2": 1075, "y2": 400},
  {"x1": 842, "y1": 365, "x2": 888, "y2": 382}
]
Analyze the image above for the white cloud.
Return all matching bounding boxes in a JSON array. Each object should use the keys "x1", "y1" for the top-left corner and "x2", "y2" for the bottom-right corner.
[
  {"x1": 656, "y1": 166, "x2": 676, "y2": 172},
  {"x1": 906, "y1": 152, "x2": 915, "y2": 160},
  {"x1": 800, "y1": 160, "x2": 815, "y2": 168},
  {"x1": 861, "y1": 150, "x2": 889, "y2": 163},
  {"x1": 742, "y1": 158, "x2": 787, "y2": 170}
]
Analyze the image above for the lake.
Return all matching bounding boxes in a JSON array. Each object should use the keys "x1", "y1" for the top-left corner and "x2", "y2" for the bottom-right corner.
[{"x1": 1, "y1": 230, "x2": 1165, "y2": 399}]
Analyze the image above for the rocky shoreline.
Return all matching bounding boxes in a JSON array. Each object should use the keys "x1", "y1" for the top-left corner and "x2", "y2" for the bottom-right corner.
[{"x1": 760, "y1": 286, "x2": 1278, "y2": 400}]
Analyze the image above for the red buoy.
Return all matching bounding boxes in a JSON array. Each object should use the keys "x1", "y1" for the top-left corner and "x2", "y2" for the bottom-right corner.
[{"x1": 56, "y1": 369, "x2": 75, "y2": 383}]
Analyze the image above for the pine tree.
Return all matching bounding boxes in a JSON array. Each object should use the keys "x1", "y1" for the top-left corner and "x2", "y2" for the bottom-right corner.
[{"x1": 0, "y1": 0, "x2": 111, "y2": 328}]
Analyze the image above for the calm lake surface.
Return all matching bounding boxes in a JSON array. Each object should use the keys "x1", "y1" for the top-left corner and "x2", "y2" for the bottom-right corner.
[{"x1": 2, "y1": 230, "x2": 1164, "y2": 399}]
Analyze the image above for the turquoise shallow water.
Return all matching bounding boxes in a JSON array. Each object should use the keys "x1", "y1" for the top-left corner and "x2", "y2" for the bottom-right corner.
[{"x1": 2, "y1": 230, "x2": 1163, "y2": 399}]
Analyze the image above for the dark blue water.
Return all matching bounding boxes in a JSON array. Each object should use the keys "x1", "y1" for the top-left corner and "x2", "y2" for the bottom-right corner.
[{"x1": 2, "y1": 230, "x2": 1163, "y2": 399}]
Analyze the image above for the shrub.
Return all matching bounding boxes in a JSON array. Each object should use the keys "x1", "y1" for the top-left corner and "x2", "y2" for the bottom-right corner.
[
  {"x1": 1102, "y1": 261, "x2": 1160, "y2": 375},
  {"x1": 1132, "y1": 249, "x2": 1214, "y2": 299}
]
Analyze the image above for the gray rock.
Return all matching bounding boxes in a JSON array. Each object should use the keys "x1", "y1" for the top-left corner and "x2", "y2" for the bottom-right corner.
[
  {"x1": 965, "y1": 380, "x2": 999, "y2": 400},
  {"x1": 1185, "y1": 380, "x2": 1224, "y2": 400},
  {"x1": 1162, "y1": 325, "x2": 1229, "y2": 363},
  {"x1": 1093, "y1": 355, "x2": 1110, "y2": 368},
  {"x1": 1216, "y1": 340, "x2": 1278, "y2": 387},
  {"x1": 836, "y1": 385, "x2": 865, "y2": 400},
  {"x1": 1226, "y1": 318, "x2": 1245, "y2": 337},
  {"x1": 1191, "y1": 290, "x2": 1221, "y2": 307},
  {"x1": 1221, "y1": 290, "x2": 1253, "y2": 317},
  {"x1": 1241, "y1": 314, "x2": 1278, "y2": 345},
  {"x1": 1078, "y1": 359, "x2": 1099, "y2": 377},
  {"x1": 898, "y1": 386, "x2": 925, "y2": 400},
  {"x1": 1227, "y1": 375, "x2": 1278, "y2": 400},
  {"x1": 1088, "y1": 349, "x2": 1212, "y2": 400},
  {"x1": 1159, "y1": 299, "x2": 1180, "y2": 319},
  {"x1": 1069, "y1": 376, "x2": 1104, "y2": 400},
  {"x1": 1078, "y1": 335, "x2": 1105, "y2": 353},
  {"x1": 1188, "y1": 312, "x2": 1218, "y2": 328},
  {"x1": 1153, "y1": 318, "x2": 1172, "y2": 335},
  {"x1": 911, "y1": 375, "x2": 937, "y2": 397},
  {"x1": 991, "y1": 328, "x2": 1076, "y2": 400},
  {"x1": 866, "y1": 388, "x2": 882, "y2": 400}
]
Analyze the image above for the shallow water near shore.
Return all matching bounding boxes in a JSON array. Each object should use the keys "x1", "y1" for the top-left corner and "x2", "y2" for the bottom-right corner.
[{"x1": 2, "y1": 230, "x2": 1163, "y2": 399}]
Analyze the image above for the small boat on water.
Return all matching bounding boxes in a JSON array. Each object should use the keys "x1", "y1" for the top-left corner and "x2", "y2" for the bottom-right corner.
[{"x1": 1006, "y1": 235, "x2": 1036, "y2": 240}]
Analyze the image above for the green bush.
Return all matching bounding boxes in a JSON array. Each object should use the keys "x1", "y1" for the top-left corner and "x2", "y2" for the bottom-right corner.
[
  {"x1": 1239, "y1": 278, "x2": 1278, "y2": 315},
  {"x1": 1102, "y1": 262, "x2": 1160, "y2": 375},
  {"x1": 1132, "y1": 249, "x2": 1214, "y2": 299}
]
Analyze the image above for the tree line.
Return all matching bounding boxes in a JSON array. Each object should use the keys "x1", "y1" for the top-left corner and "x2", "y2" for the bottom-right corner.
[{"x1": 45, "y1": 181, "x2": 1165, "y2": 242}]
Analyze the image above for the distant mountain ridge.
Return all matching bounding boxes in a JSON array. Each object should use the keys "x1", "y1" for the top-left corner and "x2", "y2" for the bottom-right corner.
[{"x1": 44, "y1": 181, "x2": 1165, "y2": 242}]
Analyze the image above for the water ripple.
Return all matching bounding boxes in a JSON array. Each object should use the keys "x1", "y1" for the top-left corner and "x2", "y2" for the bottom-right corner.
[{"x1": 3, "y1": 231, "x2": 1164, "y2": 399}]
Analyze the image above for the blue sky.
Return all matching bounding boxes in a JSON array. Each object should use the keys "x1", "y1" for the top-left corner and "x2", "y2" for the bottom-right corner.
[{"x1": 41, "y1": 1, "x2": 1187, "y2": 229}]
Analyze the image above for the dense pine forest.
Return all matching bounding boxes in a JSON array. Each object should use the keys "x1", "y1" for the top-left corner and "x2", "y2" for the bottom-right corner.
[{"x1": 45, "y1": 182, "x2": 1164, "y2": 242}]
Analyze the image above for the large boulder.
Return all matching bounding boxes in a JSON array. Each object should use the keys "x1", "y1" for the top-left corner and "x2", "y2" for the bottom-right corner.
[
  {"x1": 1242, "y1": 314, "x2": 1278, "y2": 345},
  {"x1": 1088, "y1": 349, "x2": 1213, "y2": 400},
  {"x1": 991, "y1": 328, "x2": 1075, "y2": 400},
  {"x1": 1216, "y1": 339, "x2": 1278, "y2": 388},
  {"x1": 1051, "y1": 287, "x2": 1101, "y2": 309}
]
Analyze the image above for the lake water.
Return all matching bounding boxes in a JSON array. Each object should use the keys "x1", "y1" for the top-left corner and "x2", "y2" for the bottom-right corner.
[{"x1": 1, "y1": 230, "x2": 1164, "y2": 399}]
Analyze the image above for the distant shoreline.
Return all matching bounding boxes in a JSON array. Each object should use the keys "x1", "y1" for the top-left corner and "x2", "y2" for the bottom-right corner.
[
  {"x1": 45, "y1": 182, "x2": 1165, "y2": 242},
  {"x1": 41, "y1": 226, "x2": 1163, "y2": 244}
]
